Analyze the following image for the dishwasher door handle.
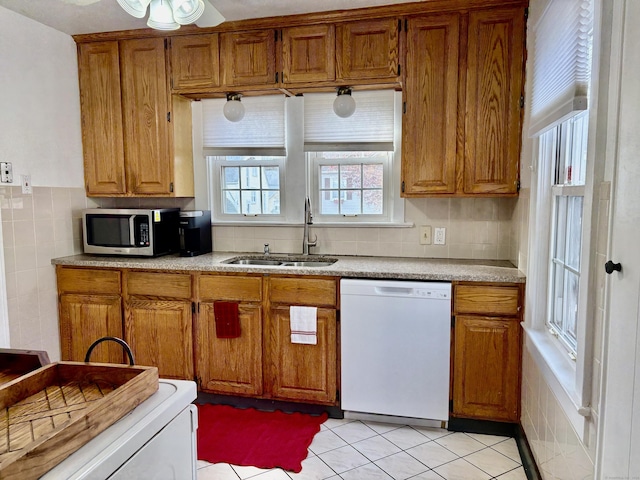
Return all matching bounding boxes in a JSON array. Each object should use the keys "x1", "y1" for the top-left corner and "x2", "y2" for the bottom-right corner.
[{"x1": 374, "y1": 286, "x2": 415, "y2": 296}]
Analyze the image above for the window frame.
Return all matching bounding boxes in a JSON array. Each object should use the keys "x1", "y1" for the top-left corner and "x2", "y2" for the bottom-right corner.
[
  {"x1": 208, "y1": 155, "x2": 288, "y2": 222},
  {"x1": 307, "y1": 151, "x2": 393, "y2": 223}
]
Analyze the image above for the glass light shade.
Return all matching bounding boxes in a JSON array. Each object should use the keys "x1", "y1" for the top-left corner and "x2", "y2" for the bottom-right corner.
[
  {"x1": 333, "y1": 89, "x2": 356, "y2": 118},
  {"x1": 223, "y1": 95, "x2": 245, "y2": 122},
  {"x1": 147, "y1": 0, "x2": 180, "y2": 30},
  {"x1": 172, "y1": 0, "x2": 205, "y2": 25},
  {"x1": 116, "y1": 0, "x2": 152, "y2": 18}
]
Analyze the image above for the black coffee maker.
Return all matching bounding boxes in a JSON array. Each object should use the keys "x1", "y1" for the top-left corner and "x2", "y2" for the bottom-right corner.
[{"x1": 178, "y1": 210, "x2": 212, "y2": 257}]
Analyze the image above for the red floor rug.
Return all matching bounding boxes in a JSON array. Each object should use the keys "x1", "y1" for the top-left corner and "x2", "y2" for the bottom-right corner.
[{"x1": 196, "y1": 403, "x2": 328, "y2": 473}]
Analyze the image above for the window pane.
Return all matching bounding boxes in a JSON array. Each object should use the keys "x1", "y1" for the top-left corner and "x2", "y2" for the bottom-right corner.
[
  {"x1": 566, "y1": 196, "x2": 583, "y2": 270},
  {"x1": 222, "y1": 167, "x2": 239, "y2": 189},
  {"x1": 554, "y1": 197, "x2": 568, "y2": 263},
  {"x1": 320, "y1": 165, "x2": 338, "y2": 189},
  {"x1": 340, "y1": 165, "x2": 362, "y2": 189},
  {"x1": 363, "y1": 164, "x2": 383, "y2": 188},
  {"x1": 241, "y1": 166, "x2": 261, "y2": 189},
  {"x1": 262, "y1": 191, "x2": 280, "y2": 215},
  {"x1": 551, "y1": 263, "x2": 564, "y2": 331},
  {"x1": 363, "y1": 190, "x2": 383, "y2": 214},
  {"x1": 262, "y1": 166, "x2": 280, "y2": 189},
  {"x1": 321, "y1": 193, "x2": 340, "y2": 214},
  {"x1": 241, "y1": 190, "x2": 261, "y2": 215},
  {"x1": 223, "y1": 191, "x2": 240, "y2": 214},
  {"x1": 341, "y1": 190, "x2": 361, "y2": 215},
  {"x1": 563, "y1": 271, "x2": 579, "y2": 349}
]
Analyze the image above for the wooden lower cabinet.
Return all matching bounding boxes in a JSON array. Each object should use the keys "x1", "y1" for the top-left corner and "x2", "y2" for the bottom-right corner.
[
  {"x1": 57, "y1": 267, "x2": 124, "y2": 364},
  {"x1": 123, "y1": 271, "x2": 194, "y2": 380},
  {"x1": 196, "y1": 274, "x2": 339, "y2": 406},
  {"x1": 59, "y1": 293, "x2": 123, "y2": 364},
  {"x1": 452, "y1": 315, "x2": 520, "y2": 422},
  {"x1": 267, "y1": 306, "x2": 337, "y2": 404},
  {"x1": 196, "y1": 274, "x2": 263, "y2": 396},
  {"x1": 125, "y1": 299, "x2": 193, "y2": 380},
  {"x1": 451, "y1": 282, "x2": 523, "y2": 422}
]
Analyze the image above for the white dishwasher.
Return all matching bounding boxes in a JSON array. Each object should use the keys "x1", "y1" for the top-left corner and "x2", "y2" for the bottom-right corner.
[{"x1": 340, "y1": 279, "x2": 451, "y2": 421}]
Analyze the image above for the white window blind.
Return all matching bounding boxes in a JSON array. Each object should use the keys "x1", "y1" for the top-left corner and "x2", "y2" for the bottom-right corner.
[
  {"x1": 529, "y1": 0, "x2": 593, "y2": 136},
  {"x1": 202, "y1": 95, "x2": 286, "y2": 155},
  {"x1": 304, "y1": 90, "x2": 395, "y2": 150}
]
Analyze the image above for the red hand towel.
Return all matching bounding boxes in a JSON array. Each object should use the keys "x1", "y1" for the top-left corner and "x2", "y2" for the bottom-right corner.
[{"x1": 214, "y1": 301, "x2": 241, "y2": 338}]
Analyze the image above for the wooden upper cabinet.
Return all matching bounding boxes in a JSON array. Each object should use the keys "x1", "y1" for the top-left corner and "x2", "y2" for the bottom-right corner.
[
  {"x1": 464, "y1": 7, "x2": 525, "y2": 195},
  {"x1": 120, "y1": 38, "x2": 172, "y2": 195},
  {"x1": 402, "y1": 14, "x2": 460, "y2": 196},
  {"x1": 336, "y1": 18, "x2": 399, "y2": 82},
  {"x1": 221, "y1": 29, "x2": 277, "y2": 86},
  {"x1": 78, "y1": 42, "x2": 127, "y2": 196},
  {"x1": 170, "y1": 33, "x2": 220, "y2": 90},
  {"x1": 282, "y1": 24, "x2": 336, "y2": 84}
]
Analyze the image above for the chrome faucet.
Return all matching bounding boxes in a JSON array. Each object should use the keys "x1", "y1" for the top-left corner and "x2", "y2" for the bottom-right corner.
[
  {"x1": 303, "y1": 197, "x2": 317, "y2": 255},
  {"x1": 263, "y1": 243, "x2": 270, "y2": 256}
]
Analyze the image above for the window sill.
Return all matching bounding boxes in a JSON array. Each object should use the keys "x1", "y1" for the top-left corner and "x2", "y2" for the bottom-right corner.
[
  {"x1": 523, "y1": 325, "x2": 590, "y2": 439},
  {"x1": 211, "y1": 221, "x2": 415, "y2": 228}
]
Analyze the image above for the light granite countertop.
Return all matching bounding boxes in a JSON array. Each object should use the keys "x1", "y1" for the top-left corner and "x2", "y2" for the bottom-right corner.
[{"x1": 51, "y1": 252, "x2": 526, "y2": 284}]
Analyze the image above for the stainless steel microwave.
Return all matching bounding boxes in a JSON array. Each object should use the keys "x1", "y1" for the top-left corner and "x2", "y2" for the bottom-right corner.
[{"x1": 82, "y1": 208, "x2": 180, "y2": 257}]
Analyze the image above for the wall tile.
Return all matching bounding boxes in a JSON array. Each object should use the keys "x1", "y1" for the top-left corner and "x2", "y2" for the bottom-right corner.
[{"x1": 13, "y1": 220, "x2": 35, "y2": 247}]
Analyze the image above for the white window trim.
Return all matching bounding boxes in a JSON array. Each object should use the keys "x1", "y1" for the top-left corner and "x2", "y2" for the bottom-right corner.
[
  {"x1": 525, "y1": 110, "x2": 598, "y2": 442},
  {"x1": 208, "y1": 156, "x2": 287, "y2": 222}
]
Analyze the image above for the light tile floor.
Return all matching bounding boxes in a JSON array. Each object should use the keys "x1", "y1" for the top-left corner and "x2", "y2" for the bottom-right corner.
[{"x1": 197, "y1": 417, "x2": 528, "y2": 480}]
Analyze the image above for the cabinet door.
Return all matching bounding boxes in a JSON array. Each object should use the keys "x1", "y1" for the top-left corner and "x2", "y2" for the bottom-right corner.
[
  {"x1": 196, "y1": 274, "x2": 263, "y2": 395},
  {"x1": 170, "y1": 33, "x2": 220, "y2": 90},
  {"x1": 402, "y1": 14, "x2": 459, "y2": 196},
  {"x1": 336, "y1": 18, "x2": 399, "y2": 81},
  {"x1": 464, "y1": 7, "x2": 525, "y2": 194},
  {"x1": 125, "y1": 299, "x2": 193, "y2": 380},
  {"x1": 196, "y1": 301, "x2": 263, "y2": 396},
  {"x1": 78, "y1": 41, "x2": 126, "y2": 196},
  {"x1": 267, "y1": 306, "x2": 337, "y2": 404},
  {"x1": 221, "y1": 30, "x2": 276, "y2": 86},
  {"x1": 120, "y1": 38, "x2": 172, "y2": 195},
  {"x1": 282, "y1": 25, "x2": 335, "y2": 84},
  {"x1": 59, "y1": 294, "x2": 123, "y2": 363},
  {"x1": 452, "y1": 315, "x2": 520, "y2": 422}
]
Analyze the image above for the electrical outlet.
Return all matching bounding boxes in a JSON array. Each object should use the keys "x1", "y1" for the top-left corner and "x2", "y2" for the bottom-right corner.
[
  {"x1": 21, "y1": 174, "x2": 32, "y2": 195},
  {"x1": 0, "y1": 162, "x2": 12, "y2": 183},
  {"x1": 419, "y1": 225, "x2": 432, "y2": 245},
  {"x1": 434, "y1": 227, "x2": 446, "y2": 245}
]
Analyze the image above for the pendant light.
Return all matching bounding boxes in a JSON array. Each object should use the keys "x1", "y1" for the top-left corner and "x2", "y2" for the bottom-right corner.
[
  {"x1": 117, "y1": 0, "x2": 222, "y2": 30},
  {"x1": 223, "y1": 93, "x2": 245, "y2": 122},
  {"x1": 333, "y1": 87, "x2": 356, "y2": 118}
]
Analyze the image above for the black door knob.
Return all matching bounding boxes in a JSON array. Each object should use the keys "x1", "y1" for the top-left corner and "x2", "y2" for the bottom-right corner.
[{"x1": 605, "y1": 260, "x2": 622, "y2": 274}]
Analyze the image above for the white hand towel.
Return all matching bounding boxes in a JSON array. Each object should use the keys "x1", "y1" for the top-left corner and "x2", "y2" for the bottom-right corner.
[{"x1": 290, "y1": 306, "x2": 317, "y2": 345}]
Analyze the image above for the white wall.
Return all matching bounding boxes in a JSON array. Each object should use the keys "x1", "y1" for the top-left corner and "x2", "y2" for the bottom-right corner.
[
  {"x1": 0, "y1": 6, "x2": 86, "y2": 358},
  {"x1": 0, "y1": 5, "x2": 84, "y2": 188}
]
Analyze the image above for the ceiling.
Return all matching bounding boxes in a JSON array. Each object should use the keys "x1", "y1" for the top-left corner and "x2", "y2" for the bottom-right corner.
[{"x1": 0, "y1": 0, "x2": 426, "y2": 36}]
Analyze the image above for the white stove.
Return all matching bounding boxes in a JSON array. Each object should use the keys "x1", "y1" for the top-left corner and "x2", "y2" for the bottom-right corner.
[{"x1": 42, "y1": 379, "x2": 198, "y2": 480}]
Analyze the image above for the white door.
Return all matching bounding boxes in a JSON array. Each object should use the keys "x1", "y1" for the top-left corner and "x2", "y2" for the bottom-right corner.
[{"x1": 597, "y1": 0, "x2": 640, "y2": 477}]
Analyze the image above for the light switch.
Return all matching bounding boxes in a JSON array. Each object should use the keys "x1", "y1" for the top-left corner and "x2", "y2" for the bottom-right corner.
[{"x1": 419, "y1": 225, "x2": 432, "y2": 245}]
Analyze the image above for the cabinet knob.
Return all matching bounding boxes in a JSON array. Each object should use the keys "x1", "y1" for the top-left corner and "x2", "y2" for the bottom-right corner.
[{"x1": 604, "y1": 260, "x2": 622, "y2": 274}]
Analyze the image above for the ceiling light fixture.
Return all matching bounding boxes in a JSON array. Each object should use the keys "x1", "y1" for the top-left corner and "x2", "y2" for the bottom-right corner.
[
  {"x1": 117, "y1": 0, "x2": 222, "y2": 31},
  {"x1": 333, "y1": 86, "x2": 356, "y2": 118},
  {"x1": 223, "y1": 93, "x2": 245, "y2": 122}
]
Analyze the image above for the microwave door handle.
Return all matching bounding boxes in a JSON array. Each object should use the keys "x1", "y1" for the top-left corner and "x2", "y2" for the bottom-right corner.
[{"x1": 129, "y1": 215, "x2": 136, "y2": 246}]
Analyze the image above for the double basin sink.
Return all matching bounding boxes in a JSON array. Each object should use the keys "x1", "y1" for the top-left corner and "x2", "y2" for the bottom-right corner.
[{"x1": 223, "y1": 255, "x2": 337, "y2": 268}]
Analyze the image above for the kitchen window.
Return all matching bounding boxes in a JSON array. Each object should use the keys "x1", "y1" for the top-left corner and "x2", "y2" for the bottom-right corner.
[
  {"x1": 202, "y1": 90, "x2": 404, "y2": 225},
  {"x1": 546, "y1": 112, "x2": 589, "y2": 357}
]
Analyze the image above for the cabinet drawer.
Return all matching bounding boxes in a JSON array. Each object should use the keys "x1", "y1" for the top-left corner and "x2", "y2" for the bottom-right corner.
[
  {"x1": 126, "y1": 272, "x2": 192, "y2": 299},
  {"x1": 454, "y1": 284, "x2": 520, "y2": 316},
  {"x1": 57, "y1": 268, "x2": 121, "y2": 294},
  {"x1": 269, "y1": 277, "x2": 337, "y2": 307},
  {"x1": 199, "y1": 275, "x2": 262, "y2": 302}
]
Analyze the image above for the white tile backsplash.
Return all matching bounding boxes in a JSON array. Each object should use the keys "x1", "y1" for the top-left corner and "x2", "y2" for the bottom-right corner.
[{"x1": 211, "y1": 198, "x2": 519, "y2": 262}]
